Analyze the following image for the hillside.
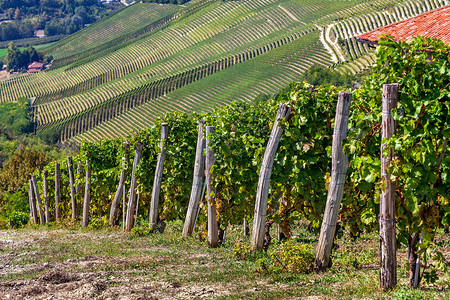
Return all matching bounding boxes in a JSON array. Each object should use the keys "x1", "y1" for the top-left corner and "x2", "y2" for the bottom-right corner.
[{"x1": 0, "y1": 0, "x2": 448, "y2": 144}]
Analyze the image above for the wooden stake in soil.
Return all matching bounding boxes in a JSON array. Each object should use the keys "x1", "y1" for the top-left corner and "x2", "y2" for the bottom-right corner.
[
  {"x1": 76, "y1": 161, "x2": 82, "y2": 194},
  {"x1": 109, "y1": 145, "x2": 129, "y2": 226},
  {"x1": 315, "y1": 91, "x2": 352, "y2": 270},
  {"x1": 125, "y1": 143, "x2": 143, "y2": 231},
  {"x1": 379, "y1": 83, "x2": 399, "y2": 291},
  {"x1": 205, "y1": 126, "x2": 219, "y2": 248},
  {"x1": 149, "y1": 123, "x2": 169, "y2": 231},
  {"x1": 43, "y1": 170, "x2": 51, "y2": 223},
  {"x1": 29, "y1": 180, "x2": 38, "y2": 224},
  {"x1": 243, "y1": 219, "x2": 249, "y2": 236},
  {"x1": 67, "y1": 156, "x2": 77, "y2": 220},
  {"x1": 82, "y1": 160, "x2": 91, "y2": 228},
  {"x1": 251, "y1": 103, "x2": 291, "y2": 251},
  {"x1": 134, "y1": 192, "x2": 140, "y2": 227},
  {"x1": 55, "y1": 162, "x2": 61, "y2": 220},
  {"x1": 122, "y1": 184, "x2": 126, "y2": 230},
  {"x1": 31, "y1": 175, "x2": 45, "y2": 224},
  {"x1": 183, "y1": 120, "x2": 206, "y2": 237}
]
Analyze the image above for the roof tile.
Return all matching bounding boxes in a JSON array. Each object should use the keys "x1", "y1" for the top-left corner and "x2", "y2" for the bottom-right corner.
[{"x1": 358, "y1": 5, "x2": 450, "y2": 45}]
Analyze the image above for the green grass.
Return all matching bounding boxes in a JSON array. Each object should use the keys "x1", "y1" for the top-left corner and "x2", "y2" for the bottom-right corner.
[
  {"x1": 0, "y1": 47, "x2": 26, "y2": 59},
  {"x1": 0, "y1": 220, "x2": 448, "y2": 299}
]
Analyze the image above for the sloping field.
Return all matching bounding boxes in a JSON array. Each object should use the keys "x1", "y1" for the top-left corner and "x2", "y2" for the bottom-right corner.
[{"x1": 0, "y1": 0, "x2": 447, "y2": 143}]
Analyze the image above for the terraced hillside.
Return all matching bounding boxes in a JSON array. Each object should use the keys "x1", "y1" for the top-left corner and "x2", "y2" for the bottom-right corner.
[{"x1": 0, "y1": 0, "x2": 447, "y2": 143}]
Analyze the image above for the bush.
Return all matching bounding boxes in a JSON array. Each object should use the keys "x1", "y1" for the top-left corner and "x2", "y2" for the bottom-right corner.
[
  {"x1": 131, "y1": 225, "x2": 152, "y2": 237},
  {"x1": 266, "y1": 241, "x2": 314, "y2": 274},
  {"x1": 232, "y1": 241, "x2": 252, "y2": 260},
  {"x1": 87, "y1": 216, "x2": 108, "y2": 230},
  {"x1": 9, "y1": 211, "x2": 29, "y2": 228}
]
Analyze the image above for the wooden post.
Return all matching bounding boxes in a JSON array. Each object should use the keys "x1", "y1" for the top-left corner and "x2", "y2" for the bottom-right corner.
[
  {"x1": 380, "y1": 83, "x2": 399, "y2": 291},
  {"x1": 193, "y1": 177, "x2": 207, "y2": 230},
  {"x1": 206, "y1": 126, "x2": 218, "y2": 248},
  {"x1": 149, "y1": 123, "x2": 169, "y2": 231},
  {"x1": 43, "y1": 170, "x2": 51, "y2": 223},
  {"x1": 122, "y1": 184, "x2": 126, "y2": 230},
  {"x1": 251, "y1": 103, "x2": 291, "y2": 251},
  {"x1": 109, "y1": 146, "x2": 129, "y2": 226},
  {"x1": 29, "y1": 180, "x2": 38, "y2": 224},
  {"x1": 134, "y1": 192, "x2": 140, "y2": 227},
  {"x1": 243, "y1": 219, "x2": 249, "y2": 236},
  {"x1": 183, "y1": 120, "x2": 206, "y2": 237},
  {"x1": 125, "y1": 143, "x2": 143, "y2": 231},
  {"x1": 31, "y1": 175, "x2": 45, "y2": 224},
  {"x1": 55, "y1": 162, "x2": 61, "y2": 220},
  {"x1": 67, "y1": 156, "x2": 77, "y2": 220},
  {"x1": 76, "y1": 161, "x2": 82, "y2": 194},
  {"x1": 82, "y1": 160, "x2": 91, "y2": 228},
  {"x1": 315, "y1": 91, "x2": 352, "y2": 270}
]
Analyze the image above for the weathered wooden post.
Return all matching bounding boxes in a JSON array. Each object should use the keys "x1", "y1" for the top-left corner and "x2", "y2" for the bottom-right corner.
[
  {"x1": 193, "y1": 178, "x2": 207, "y2": 231},
  {"x1": 82, "y1": 160, "x2": 91, "y2": 228},
  {"x1": 29, "y1": 180, "x2": 38, "y2": 224},
  {"x1": 183, "y1": 120, "x2": 206, "y2": 237},
  {"x1": 122, "y1": 184, "x2": 126, "y2": 230},
  {"x1": 315, "y1": 91, "x2": 352, "y2": 270},
  {"x1": 125, "y1": 143, "x2": 143, "y2": 231},
  {"x1": 31, "y1": 175, "x2": 45, "y2": 224},
  {"x1": 251, "y1": 103, "x2": 291, "y2": 251},
  {"x1": 67, "y1": 156, "x2": 77, "y2": 220},
  {"x1": 43, "y1": 170, "x2": 51, "y2": 223},
  {"x1": 380, "y1": 83, "x2": 399, "y2": 291},
  {"x1": 205, "y1": 126, "x2": 218, "y2": 248},
  {"x1": 76, "y1": 161, "x2": 82, "y2": 194},
  {"x1": 55, "y1": 162, "x2": 61, "y2": 220},
  {"x1": 149, "y1": 123, "x2": 169, "y2": 231},
  {"x1": 109, "y1": 144, "x2": 129, "y2": 226},
  {"x1": 243, "y1": 219, "x2": 249, "y2": 236},
  {"x1": 134, "y1": 192, "x2": 140, "y2": 227}
]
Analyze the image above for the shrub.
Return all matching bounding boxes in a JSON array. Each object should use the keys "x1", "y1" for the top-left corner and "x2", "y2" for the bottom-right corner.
[
  {"x1": 267, "y1": 241, "x2": 314, "y2": 274},
  {"x1": 87, "y1": 216, "x2": 108, "y2": 230},
  {"x1": 9, "y1": 211, "x2": 29, "y2": 228},
  {"x1": 131, "y1": 225, "x2": 152, "y2": 237}
]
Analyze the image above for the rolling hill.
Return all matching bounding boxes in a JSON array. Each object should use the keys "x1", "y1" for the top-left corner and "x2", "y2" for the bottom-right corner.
[{"x1": 0, "y1": 0, "x2": 447, "y2": 144}]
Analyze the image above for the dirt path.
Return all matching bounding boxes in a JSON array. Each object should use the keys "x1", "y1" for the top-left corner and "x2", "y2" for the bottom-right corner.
[
  {"x1": 325, "y1": 24, "x2": 346, "y2": 63},
  {"x1": 0, "y1": 70, "x2": 9, "y2": 81},
  {"x1": 315, "y1": 25, "x2": 339, "y2": 64}
]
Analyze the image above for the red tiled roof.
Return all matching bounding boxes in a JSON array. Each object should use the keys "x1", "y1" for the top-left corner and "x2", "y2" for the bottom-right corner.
[
  {"x1": 28, "y1": 61, "x2": 44, "y2": 69},
  {"x1": 358, "y1": 5, "x2": 450, "y2": 45}
]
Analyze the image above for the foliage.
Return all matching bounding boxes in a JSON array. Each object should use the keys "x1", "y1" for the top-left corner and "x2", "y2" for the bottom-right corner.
[
  {"x1": 264, "y1": 241, "x2": 314, "y2": 274},
  {"x1": 232, "y1": 241, "x2": 253, "y2": 260},
  {"x1": 0, "y1": 145, "x2": 49, "y2": 192},
  {"x1": 5, "y1": 42, "x2": 43, "y2": 71},
  {"x1": 141, "y1": 0, "x2": 189, "y2": 4},
  {"x1": 9, "y1": 210, "x2": 29, "y2": 228},
  {"x1": 344, "y1": 36, "x2": 450, "y2": 284},
  {"x1": 0, "y1": 98, "x2": 33, "y2": 138},
  {"x1": 301, "y1": 64, "x2": 366, "y2": 88},
  {"x1": 0, "y1": 0, "x2": 120, "y2": 42},
  {"x1": 131, "y1": 224, "x2": 152, "y2": 236},
  {"x1": 87, "y1": 216, "x2": 109, "y2": 230}
]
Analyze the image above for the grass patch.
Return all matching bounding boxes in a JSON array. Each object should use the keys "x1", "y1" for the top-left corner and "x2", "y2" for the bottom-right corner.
[{"x1": 0, "y1": 220, "x2": 448, "y2": 299}]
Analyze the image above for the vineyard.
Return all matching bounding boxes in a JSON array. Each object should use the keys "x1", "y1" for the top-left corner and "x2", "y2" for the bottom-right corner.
[
  {"x1": 0, "y1": 0, "x2": 447, "y2": 144},
  {"x1": 6, "y1": 37, "x2": 448, "y2": 296}
]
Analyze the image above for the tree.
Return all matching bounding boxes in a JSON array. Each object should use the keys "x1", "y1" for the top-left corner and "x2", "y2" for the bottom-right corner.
[
  {"x1": 5, "y1": 42, "x2": 21, "y2": 71},
  {"x1": 23, "y1": 46, "x2": 39, "y2": 63}
]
